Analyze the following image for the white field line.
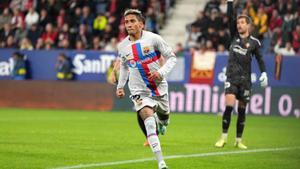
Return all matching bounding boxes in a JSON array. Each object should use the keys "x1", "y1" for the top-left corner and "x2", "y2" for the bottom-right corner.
[{"x1": 50, "y1": 146, "x2": 300, "y2": 169}]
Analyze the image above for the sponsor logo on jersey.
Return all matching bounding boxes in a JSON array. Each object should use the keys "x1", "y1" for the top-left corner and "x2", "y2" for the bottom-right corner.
[{"x1": 233, "y1": 45, "x2": 247, "y2": 55}]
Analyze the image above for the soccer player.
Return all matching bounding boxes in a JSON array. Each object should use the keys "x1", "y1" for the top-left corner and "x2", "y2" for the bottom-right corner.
[
  {"x1": 116, "y1": 9, "x2": 176, "y2": 169},
  {"x1": 215, "y1": 0, "x2": 268, "y2": 149}
]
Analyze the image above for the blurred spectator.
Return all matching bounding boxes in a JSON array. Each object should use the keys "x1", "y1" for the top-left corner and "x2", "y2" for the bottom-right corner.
[
  {"x1": 145, "y1": 7, "x2": 158, "y2": 33},
  {"x1": 56, "y1": 9, "x2": 67, "y2": 30},
  {"x1": 102, "y1": 24, "x2": 115, "y2": 43},
  {"x1": 11, "y1": 8, "x2": 24, "y2": 30},
  {"x1": 292, "y1": 24, "x2": 300, "y2": 53},
  {"x1": 10, "y1": 0, "x2": 36, "y2": 12},
  {"x1": 217, "y1": 29, "x2": 230, "y2": 49},
  {"x1": 46, "y1": 0, "x2": 61, "y2": 23},
  {"x1": 19, "y1": 37, "x2": 33, "y2": 50},
  {"x1": 27, "y1": 23, "x2": 41, "y2": 47},
  {"x1": 186, "y1": 24, "x2": 201, "y2": 49},
  {"x1": 35, "y1": 38, "x2": 44, "y2": 49},
  {"x1": 14, "y1": 24, "x2": 27, "y2": 43},
  {"x1": 282, "y1": 12, "x2": 294, "y2": 43},
  {"x1": 204, "y1": 0, "x2": 220, "y2": 14},
  {"x1": 174, "y1": 42, "x2": 184, "y2": 57},
  {"x1": 95, "y1": 0, "x2": 109, "y2": 14},
  {"x1": 269, "y1": 9, "x2": 283, "y2": 33},
  {"x1": 219, "y1": 0, "x2": 227, "y2": 14},
  {"x1": 76, "y1": 23, "x2": 91, "y2": 49},
  {"x1": 0, "y1": 23, "x2": 15, "y2": 47},
  {"x1": 11, "y1": 51, "x2": 27, "y2": 80},
  {"x1": 191, "y1": 11, "x2": 209, "y2": 32},
  {"x1": 274, "y1": 40, "x2": 296, "y2": 56},
  {"x1": 75, "y1": 40, "x2": 84, "y2": 50},
  {"x1": 92, "y1": 36, "x2": 103, "y2": 50},
  {"x1": 80, "y1": 6, "x2": 94, "y2": 31},
  {"x1": 55, "y1": 53, "x2": 73, "y2": 80},
  {"x1": 69, "y1": 7, "x2": 81, "y2": 33},
  {"x1": 205, "y1": 27, "x2": 219, "y2": 49},
  {"x1": 104, "y1": 37, "x2": 118, "y2": 51},
  {"x1": 57, "y1": 23, "x2": 70, "y2": 48},
  {"x1": 117, "y1": 24, "x2": 127, "y2": 42},
  {"x1": 4, "y1": 35, "x2": 17, "y2": 48},
  {"x1": 217, "y1": 44, "x2": 227, "y2": 54},
  {"x1": 205, "y1": 40, "x2": 215, "y2": 51},
  {"x1": 41, "y1": 23, "x2": 57, "y2": 45},
  {"x1": 93, "y1": 12, "x2": 107, "y2": 36},
  {"x1": 0, "y1": 8, "x2": 12, "y2": 29},
  {"x1": 38, "y1": 8, "x2": 51, "y2": 29},
  {"x1": 106, "y1": 58, "x2": 120, "y2": 85},
  {"x1": 207, "y1": 9, "x2": 222, "y2": 31},
  {"x1": 249, "y1": 6, "x2": 268, "y2": 40},
  {"x1": 25, "y1": 7, "x2": 39, "y2": 29},
  {"x1": 275, "y1": 0, "x2": 286, "y2": 16}
]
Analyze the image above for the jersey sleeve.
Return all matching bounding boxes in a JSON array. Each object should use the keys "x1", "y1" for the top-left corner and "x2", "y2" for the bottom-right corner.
[
  {"x1": 253, "y1": 40, "x2": 266, "y2": 73},
  {"x1": 154, "y1": 34, "x2": 177, "y2": 78},
  {"x1": 227, "y1": 0, "x2": 237, "y2": 40},
  {"x1": 116, "y1": 47, "x2": 129, "y2": 89}
]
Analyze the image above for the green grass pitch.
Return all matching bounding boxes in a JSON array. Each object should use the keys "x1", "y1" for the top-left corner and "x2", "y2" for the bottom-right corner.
[{"x1": 0, "y1": 108, "x2": 300, "y2": 169}]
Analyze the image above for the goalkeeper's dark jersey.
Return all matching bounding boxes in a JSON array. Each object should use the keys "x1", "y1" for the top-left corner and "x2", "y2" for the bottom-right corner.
[{"x1": 226, "y1": 1, "x2": 266, "y2": 85}]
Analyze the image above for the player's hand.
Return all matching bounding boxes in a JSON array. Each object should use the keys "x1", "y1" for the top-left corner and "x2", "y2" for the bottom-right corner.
[
  {"x1": 149, "y1": 71, "x2": 162, "y2": 81},
  {"x1": 259, "y1": 72, "x2": 268, "y2": 88},
  {"x1": 116, "y1": 88, "x2": 125, "y2": 98}
]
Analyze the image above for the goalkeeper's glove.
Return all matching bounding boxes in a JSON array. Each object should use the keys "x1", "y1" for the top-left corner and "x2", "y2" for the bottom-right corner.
[{"x1": 259, "y1": 72, "x2": 268, "y2": 88}]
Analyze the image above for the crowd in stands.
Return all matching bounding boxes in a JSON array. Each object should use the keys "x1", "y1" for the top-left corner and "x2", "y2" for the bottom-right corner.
[
  {"x1": 187, "y1": 0, "x2": 300, "y2": 55},
  {"x1": 0, "y1": 0, "x2": 175, "y2": 51}
]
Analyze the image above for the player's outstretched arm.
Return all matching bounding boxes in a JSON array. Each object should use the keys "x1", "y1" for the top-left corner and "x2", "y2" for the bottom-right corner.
[{"x1": 227, "y1": 0, "x2": 236, "y2": 39}]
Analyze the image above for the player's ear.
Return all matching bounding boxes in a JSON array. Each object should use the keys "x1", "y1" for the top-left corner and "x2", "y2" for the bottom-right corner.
[{"x1": 139, "y1": 22, "x2": 144, "y2": 29}]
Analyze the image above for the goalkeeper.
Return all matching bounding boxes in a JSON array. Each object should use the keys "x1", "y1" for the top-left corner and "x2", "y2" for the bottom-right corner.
[{"x1": 215, "y1": 0, "x2": 268, "y2": 149}]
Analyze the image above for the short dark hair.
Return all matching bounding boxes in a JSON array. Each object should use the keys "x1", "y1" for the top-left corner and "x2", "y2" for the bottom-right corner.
[
  {"x1": 124, "y1": 9, "x2": 145, "y2": 24},
  {"x1": 237, "y1": 15, "x2": 252, "y2": 24}
]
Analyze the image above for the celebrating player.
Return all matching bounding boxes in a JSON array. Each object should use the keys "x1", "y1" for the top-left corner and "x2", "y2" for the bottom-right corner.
[
  {"x1": 215, "y1": 0, "x2": 268, "y2": 149},
  {"x1": 116, "y1": 9, "x2": 177, "y2": 169}
]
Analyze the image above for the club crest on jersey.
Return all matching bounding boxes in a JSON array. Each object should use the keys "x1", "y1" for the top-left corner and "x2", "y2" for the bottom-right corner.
[
  {"x1": 143, "y1": 46, "x2": 150, "y2": 54},
  {"x1": 245, "y1": 42, "x2": 250, "y2": 48}
]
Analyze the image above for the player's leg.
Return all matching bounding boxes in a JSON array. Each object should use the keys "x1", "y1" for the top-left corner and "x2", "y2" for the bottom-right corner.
[
  {"x1": 215, "y1": 82, "x2": 237, "y2": 148},
  {"x1": 139, "y1": 106, "x2": 168, "y2": 169},
  {"x1": 234, "y1": 85, "x2": 250, "y2": 149},
  {"x1": 234, "y1": 100, "x2": 247, "y2": 149},
  {"x1": 154, "y1": 94, "x2": 170, "y2": 135},
  {"x1": 215, "y1": 93, "x2": 236, "y2": 147},
  {"x1": 137, "y1": 112, "x2": 150, "y2": 146}
]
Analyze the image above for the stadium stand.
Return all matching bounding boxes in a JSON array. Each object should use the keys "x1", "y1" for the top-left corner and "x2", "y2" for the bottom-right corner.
[
  {"x1": 186, "y1": 0, "x2": 300, "y2": 55},
  {"x1": 0, "y1": 0, "x2": 176, "y2": 51}
]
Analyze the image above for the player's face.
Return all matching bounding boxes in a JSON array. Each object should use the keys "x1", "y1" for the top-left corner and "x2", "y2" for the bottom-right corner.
[
  {"x1": 237, "y1": 18, "x2": 249, "y2": 34},
  {"x1": 124, "y1": 14, "x2": 143, "y2": 36}
]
